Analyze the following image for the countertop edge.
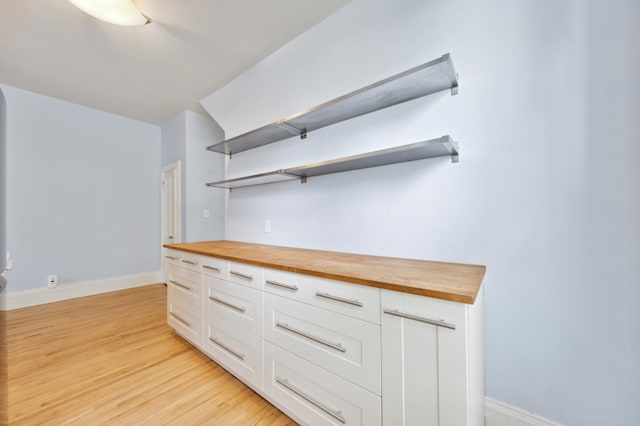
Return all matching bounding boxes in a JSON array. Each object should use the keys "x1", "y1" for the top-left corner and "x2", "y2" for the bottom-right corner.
[{"x1": 164, "y1": 241, "x2": 485, "y2": 305}]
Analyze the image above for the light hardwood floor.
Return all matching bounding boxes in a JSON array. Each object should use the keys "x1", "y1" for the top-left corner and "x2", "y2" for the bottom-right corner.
[{"x1": 5, "y1": 284, "x2": 296, "y2": 425}]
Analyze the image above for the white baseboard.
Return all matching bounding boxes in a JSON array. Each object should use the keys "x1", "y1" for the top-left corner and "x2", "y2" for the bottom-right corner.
[
  {"x1": 485, "y1": 397, "x2": 562, "y2": 426},
  {"x1": 0, "y1": 270, "x2": 163, "y2": 310}
]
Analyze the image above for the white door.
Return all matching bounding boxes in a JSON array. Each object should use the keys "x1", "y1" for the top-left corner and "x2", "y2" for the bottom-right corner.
[
  {"x1": 161, "y1": 161, "x2": 181, "y2": 246},
  {"x1": 381, "y1": 290, "x2": 469, "y2": 426}
]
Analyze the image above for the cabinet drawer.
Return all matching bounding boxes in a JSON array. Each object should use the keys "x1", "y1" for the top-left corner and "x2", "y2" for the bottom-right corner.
[
  {"x1": 163, "y1": 249, "x2": 182, "y2": 266},
  {"x1": 205, "y1": 276, "x2": 263, "y2": 336},
  {"x1": 265, "y1": 342, "x2": 381, "y2": 426},
  {"x1": 203, "y1": 313, "x2": 264, "y2": 391},
  {"x1": 265, "y1": 294, "x2": 381, "y2": 395},
  {"x1": 178, "y1": 252, "x2": 202, "y2": 272},
  {"x1": 166, "y1": 267, "x2": 203, "y2": 308},
  {"x1": 200, "y1": 256, "x2": 229, "y2": 280},
  {"x1": 264, "y1": 267, "x2": 307, "y2": 302},
  {"x1": 168, "y1": 298, "x2": 202, "y2": 348},
  {"x1": 229, "y1": 261, "x2": 264, "y2": 290},
  {"x1": 307, "y1": 276, "x2": 380, "y2": 324}
]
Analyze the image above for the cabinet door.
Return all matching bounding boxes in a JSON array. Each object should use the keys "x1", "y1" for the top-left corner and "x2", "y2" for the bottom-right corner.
[{"x1": 381, "y1": 290, "x2": 468, "y2": 426}]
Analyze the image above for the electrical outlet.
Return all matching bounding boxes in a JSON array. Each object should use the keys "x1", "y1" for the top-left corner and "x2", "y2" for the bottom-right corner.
[
  {"x1": 264, "y1": 219, "x2": 271, "y2": 233},
  {"x1": 48, "y1": 274, "x2": 58, "y2": 288},
  {"x1": 6, "y1": 252, "x2": 12, "y2": 270}
]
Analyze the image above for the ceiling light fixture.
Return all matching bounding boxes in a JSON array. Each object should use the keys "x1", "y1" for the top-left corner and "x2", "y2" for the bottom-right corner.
[{"x1": 68, "y1": 0, "x2": 150, "y2": 26}]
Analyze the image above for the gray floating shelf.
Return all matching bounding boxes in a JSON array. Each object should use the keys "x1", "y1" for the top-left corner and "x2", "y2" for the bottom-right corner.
[
  {"x1": 206, "y1": 54, "x2": 459, "y2": 155},
  {"x1": 205, "y1": 136, "x2": 458, "y2": 189}
]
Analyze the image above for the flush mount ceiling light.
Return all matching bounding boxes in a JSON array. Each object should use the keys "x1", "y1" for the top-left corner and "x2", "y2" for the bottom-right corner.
[{"x1": 68, "y1": 0, "x2": 150, "y2": 26}]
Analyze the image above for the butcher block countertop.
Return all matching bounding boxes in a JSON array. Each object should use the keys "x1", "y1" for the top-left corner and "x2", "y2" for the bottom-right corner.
[{"x1": 164, "y1": 240, "x2": 485, "y2": 304}]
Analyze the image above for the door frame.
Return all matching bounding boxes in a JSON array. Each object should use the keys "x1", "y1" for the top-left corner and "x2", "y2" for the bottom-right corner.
[{"x1": 161, "y1": 160, "x2": 181, "y2": 248}]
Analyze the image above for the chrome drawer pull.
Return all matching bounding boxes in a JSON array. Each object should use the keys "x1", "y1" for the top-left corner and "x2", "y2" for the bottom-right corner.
[
  {"x1": 230, "y1": 270, "x2": 254, "y2": 281},
  {"x1": 181, "y1": 259, "x2": 198, "y2": 265},
  {"x1": 276, "y1": 322, "x2": 346, "y2": 353},
  {"x1": 315, "y1": 292, "x2": 363, "y2": 307},
  {"x1": 383, "y1": 308, "x2": 456, "y2": 330},
  {"x1": 208, "y1": 296, "x2": 246, "y2": 313},
  {"x1": 209, "y1": 337, "x2": 245, "y2": 360},
  {"x1": 202, "y1": 265, "x2": 221, "y2": 272},
  {"x1": 266, "y1": 279, "x2": 299, "y2": 291},
  {"x1": 169, "y1": 312, "x2": 191, "y2": 327},
  {"x1": 169, "y1": 280, "x2": 192, "y2": 291},
  {"x1": 275, "y1": 377, "x2": 346, "y2": 424},
  {"x1": 164, "y1": 255, "x2": 177, "y2": 260}
]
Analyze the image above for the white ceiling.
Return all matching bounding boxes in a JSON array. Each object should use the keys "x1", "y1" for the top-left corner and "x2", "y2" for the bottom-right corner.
[{"x1": 0, "y1": 0, "x2": 351, "y2": 125}]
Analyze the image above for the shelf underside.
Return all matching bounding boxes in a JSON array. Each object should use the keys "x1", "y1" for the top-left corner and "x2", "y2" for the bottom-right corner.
[
  {"x1": 206, "y1": 54, "x2": 458, "y2": 155},
  {"x1": 205, "y1": 136, "x2": 458, "y2": 189}
]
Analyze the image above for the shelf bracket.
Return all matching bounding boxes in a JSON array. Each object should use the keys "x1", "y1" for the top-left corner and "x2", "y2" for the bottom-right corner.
[
  {"x1": 300, "y1": 129, "x2": 307, "y2": 140},
  {"x1": 451, "y1": 153, "x2": 459, "y2": 163},
  {"x1": 301, "y1": 176, "x2": 307, "y2": 184},
  {"x1": 451, "y1": 80, "x2": 459, "y2": 96}
]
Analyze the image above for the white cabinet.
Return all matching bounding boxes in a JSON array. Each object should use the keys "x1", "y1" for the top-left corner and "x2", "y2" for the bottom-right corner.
[
  {"x1": 163, "y1": 246, "x2": 484, "y2": 426},
  {"x1": 166, "y1": 263, "x2": 204, "y2": 348},
  {"x1": 203, "y1": 312, "x2": 264, "y2": 390},
  {"x1": 381, "y1": 289, "x2": 484, "y2": 426},
  {"x1": 264, "y1": 293, "x2": 381, "y2": 395},
  {"x1": 264, "y1": 341, "x2": 381, "y2": 426}
]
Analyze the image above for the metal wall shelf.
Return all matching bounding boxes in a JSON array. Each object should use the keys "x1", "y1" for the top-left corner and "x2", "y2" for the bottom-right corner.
[
  {"x1": 206, "y1": 53, "x2": 459, "y2": 156},
  {"x1": 205, "y1": 136, "x2": 458, "y2": 189}
]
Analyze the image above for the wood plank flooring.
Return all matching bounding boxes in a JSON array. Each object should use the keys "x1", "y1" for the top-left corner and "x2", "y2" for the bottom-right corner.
[{"x1": 5, "y1": 284, "x2": 296, "y2": 425}]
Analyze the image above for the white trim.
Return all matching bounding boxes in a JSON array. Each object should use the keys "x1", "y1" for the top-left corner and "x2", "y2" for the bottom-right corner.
[
  {"x1": 161, "y1": 160, "x2": 181, "y2": 246},
  {"x1": 0, "y1": 270, "x2": 163, "y2": 311},
  {"x1": 485, "y1": 397, "x2": 563, "y2": 426}
]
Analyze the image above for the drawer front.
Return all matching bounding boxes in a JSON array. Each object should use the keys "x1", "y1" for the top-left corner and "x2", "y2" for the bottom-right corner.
[
  {"x1": 205, "y1": 276, "x2": 263, "y2": 336},
  {"x1": 203, "y1": 314, "x2": 264, "y2": 391},
  {"x1": 265, "y1": 294, "x2": 381, "y2": 395},
  {"x1": 166, "y1": 267, "x2": 203, "y2": 308},
  {"x1": 168, "y1": 298, "x2": 202, "y2": 348},
  {"x1": 200, "y1": 256, "x2": 230, "y2": 280},
  {"x1": 229, "y1": 261, "x2": 264, "y2": 290},
  {"x1": 265, "y1": 342, "x2": 381, "y2": 426},
  {"x1": 178, "y1": 251, "x2": 202, "y2": 272},
  {"x1": 163, "y1": 248, "x2": 182, "y2": 267},
  {"x1": 264, "y1": 268, "x2": 307, "y2": 302},
  {"x1": 307, "y1": 276, "x2": 381, "y2": 324}
]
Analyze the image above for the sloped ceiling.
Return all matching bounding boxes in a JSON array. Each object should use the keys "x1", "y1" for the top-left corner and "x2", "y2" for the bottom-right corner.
[{"x1": 0, "y1": 0, "x2": 351, "y2": 125}]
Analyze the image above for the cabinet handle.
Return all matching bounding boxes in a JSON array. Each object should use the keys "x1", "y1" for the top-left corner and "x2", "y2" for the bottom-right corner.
[
  {"x1": 169, "y1": 312, "x2": 191, "y2": 327},
  {"x1": 164, "y1": 255, "x2": 177, "y2": 260},
  {"x1": 181, "y1": 259, "x2": 198, "y2": 265},
  {"x1": 230, "y1": 270, "x2": 254, "y2": 281},
  {"x1": 276, "y1": 322, "x2": 346, "y2": 353},
  {"x1": 266, "y1": 279, "x2": 299, "y2": 291},
  {"x1": 315, "y1": 292, "x2": 363, "y2": 307},
  {"x1": 209, "y1": 337, "x2": 245, "y2": 361},
  {"x1": 169, "y1": 280, "x2": 192, "y2": 291},
  {"x1": 202, "y1": 265, "x2": 221, "y2": 272},
  {"x1": 275, "y1": 377, "x2": 346, "y2": 424},
  {"x1": 208, "y1": 296, "x2": 246, "y2": 313},
  {"x1": 383, "y1": 308, "x2": 456, "y2": 330}
]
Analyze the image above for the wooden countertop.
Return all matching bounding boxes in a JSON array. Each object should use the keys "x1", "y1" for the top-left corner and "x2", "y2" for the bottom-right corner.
[{"x1": 164, "y1": 240, "x2": 485, "y2": 304}]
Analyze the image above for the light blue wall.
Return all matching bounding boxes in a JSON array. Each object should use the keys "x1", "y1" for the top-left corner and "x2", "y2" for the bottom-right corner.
[
  {"x1": 161, "y1": 110, "x2": 226, "y2": 243},
  {"x1": 0, "y1": 89, "x2": 6, "y2": 276},
  {"x1": 201, "y1": 0, "x2": 640, "y2": 424},
  {"x1": 184, "y1": 112, "x2": 225, "y2": 242},
  {"x1": 3, "y1": 85, "x2": 161, "y2": 291}
]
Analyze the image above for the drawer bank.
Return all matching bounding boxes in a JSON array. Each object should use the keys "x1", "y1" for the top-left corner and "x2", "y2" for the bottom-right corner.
[{"x1": 163, "y1": 240, "x2": 485, "y2": 426}]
